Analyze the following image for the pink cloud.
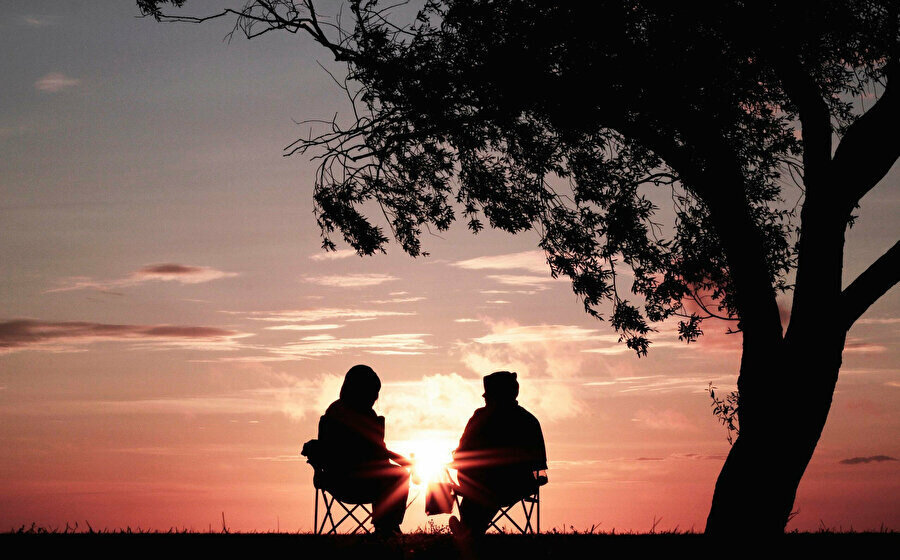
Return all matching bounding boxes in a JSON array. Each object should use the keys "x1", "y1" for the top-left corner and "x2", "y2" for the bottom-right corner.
[
  {"x1": 368, "y1": 296, "x2": 426, "y2": 304},
  {"x1": 133, "y1": 264, "x2": 238, "y2": 283},
  {"x1": 303, "y1": 274, "x2": 397, "y2": 288},
  {"x1": 486, "y1": 274, "x2": 560, "y2": 290},
  {"x1": 308, "y1": 249, "x2": 358, "y2": 261},
  {"x1": 270, "y1": 333, "x2": 435, "y2": 358},
  {"x1": 34, "y1": 72, "x2": 80, "y2": 92},
  {"x1": 245, "y1": 308, "x2": 414, "y2": 323},
  {"x1": 839, "y1": 455, "x2": 897, "y2": 465},
  {"x1": 0, "y1": 319, "x2": 248, "y2": 354},
  {"x1": 844, "y1": 338, "x2": 888, "y2": 353},
  {"x1": 632, "y1": 408, "x2": 696, "y2": 431},
  {"x1": 451, "y1": 250, "x2": 548, "y2": 273},
  {"x1": 48, "y1": 263, "x2": 238, "y2": 292}
]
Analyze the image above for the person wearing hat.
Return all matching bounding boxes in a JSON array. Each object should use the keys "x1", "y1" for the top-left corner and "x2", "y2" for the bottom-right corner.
[
  {"x1": 449, "y1": 371, "x2": 548, "y2": 536},
  {"x1": 314, "y1": 364, "x2": 411, "y2": 535}
]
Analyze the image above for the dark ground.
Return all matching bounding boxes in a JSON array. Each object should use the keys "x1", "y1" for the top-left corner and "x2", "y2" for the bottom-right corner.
[{"x1": 2, "y1": 532, "x2": 896, "y2": 558}]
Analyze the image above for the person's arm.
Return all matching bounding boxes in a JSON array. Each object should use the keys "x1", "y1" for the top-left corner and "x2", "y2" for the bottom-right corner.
[
  {"x1": 450, "y1": 412, "x2": 480, "y2": 470},
  {"x1": 386, "y1": 448, "x2": 412, "y2": 467},
  {"x1": 531, "y1": 419, "x2": 548, "y2": 471},
  {"x1": 375, "y1": 414, "x2": 411, "y2": 466}
]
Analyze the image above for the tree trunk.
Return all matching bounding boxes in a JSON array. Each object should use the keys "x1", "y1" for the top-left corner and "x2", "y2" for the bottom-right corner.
[{"x1": 705, "y1": 329, "x2": 846, "y2": 533}]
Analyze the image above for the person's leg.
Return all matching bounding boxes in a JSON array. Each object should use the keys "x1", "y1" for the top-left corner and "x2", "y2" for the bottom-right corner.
[
  {"x1": 452, "y1": 472, "x2": 499, "y2": 536},
  {"x1": 458, "y1": 496, "x2": 497, "y2": 535},
  {"x1": 371, "y1": 464, "x2": 410, "y2": 533}
]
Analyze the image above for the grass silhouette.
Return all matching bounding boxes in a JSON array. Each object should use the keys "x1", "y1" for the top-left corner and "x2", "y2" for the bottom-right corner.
[{"x1": 4, "y1": 520, "x2": 895, "y2": 560}]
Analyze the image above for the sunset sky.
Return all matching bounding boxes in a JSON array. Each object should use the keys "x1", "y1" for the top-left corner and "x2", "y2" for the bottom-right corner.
[{"x1": 1, "y1": 1, "x2": 897, "y2": 533}]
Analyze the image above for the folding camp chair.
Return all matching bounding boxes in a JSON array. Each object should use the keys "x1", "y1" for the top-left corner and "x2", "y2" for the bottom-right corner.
[
  {"x1": 312, "y1": 479, "x2": 373, "y2": 535},
  {"x1": 302, "y1": 438, "x2": 374, "y2": 535},
  {"x1": 451, "y1": 471, "x2": 548, "y2": 534}
]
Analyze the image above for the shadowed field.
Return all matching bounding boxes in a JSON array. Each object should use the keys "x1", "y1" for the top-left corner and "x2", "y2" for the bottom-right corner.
[{"x1": 3, "y1": 532, "x2": 895, "y2": 558}]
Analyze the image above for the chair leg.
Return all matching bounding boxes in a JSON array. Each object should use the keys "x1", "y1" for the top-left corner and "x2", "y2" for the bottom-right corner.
[
  {"x1": 488, "y1": 493, "x2": 540, "y2": 534},
  {"x1": 317, "y1": 493, "x2": 372, "y2": 535},
  {"x1": 521, "y1": 499, "x2": 533, "y2": 534},
  {"x1": 323, "y1": 493, "x2": 339, "y2": 534},
  {"x1": 493, "y1": 504, "x2": 526, "y2": 534},
  {"x1": 316, "y1": 489, "x2": 335, "y2": 535},
  {"x1": 314, "y1": 488, "x2": 319, "y2": 535},
  {"x1": 334, "y1": 500, "x2": 371, "y2": 534}
]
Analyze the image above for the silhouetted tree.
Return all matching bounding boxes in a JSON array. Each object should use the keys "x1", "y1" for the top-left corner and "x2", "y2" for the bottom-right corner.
[{"x1": 138, "y1": 0, "x2": 899, "y2": 533}]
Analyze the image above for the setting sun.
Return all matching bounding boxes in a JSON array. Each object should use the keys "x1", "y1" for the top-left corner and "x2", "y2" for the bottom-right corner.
[{"x1": 393, "y1": 435, "x2": 457, "y2": 487}]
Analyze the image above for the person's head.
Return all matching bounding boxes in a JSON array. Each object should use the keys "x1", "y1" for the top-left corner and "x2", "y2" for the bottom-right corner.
[
  {"x1": 482, "y1": 370, "x2": 519, "y2": 405},
  {"x1": 339, "y1": 364, "x2": 381, "y2": 409}
]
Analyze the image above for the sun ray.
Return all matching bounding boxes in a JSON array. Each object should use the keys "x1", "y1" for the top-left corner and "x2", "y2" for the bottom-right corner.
[{"x1": 390, "y1": 432, "x2": 457, "y2": 488}]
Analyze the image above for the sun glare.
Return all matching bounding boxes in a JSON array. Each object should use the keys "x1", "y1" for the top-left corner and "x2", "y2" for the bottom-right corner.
[{"x1": 393, "y1": 435, "x2": 456, "y2": 487}]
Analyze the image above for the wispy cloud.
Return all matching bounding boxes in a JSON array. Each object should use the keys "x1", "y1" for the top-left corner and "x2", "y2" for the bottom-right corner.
[
  {"x1": 854, "y1": 317, "x2": 900, "y2": 325},
  {"x1": 0, "y1": 319, "x2": 249, "y2": 354},
  {"x1": 263, "y1": 324, "x2": 344, "y2": 331},
  {"x1": 368, "y1": 296, "x2": 426, "y2": 304},
  {"x1": 35, "y1": 72, "x2": 80, "y2": 93},
  {"x1": 23, "y1": 15, "x2": 58, "y2": 27},
  {"x1": 308, "y1": 249, "x2": 358, "y2": 261},
  {"x1": 471, "y1": 323, "x2": 611, "y2": 345},
  {"x1": 245, "y1": 308, "x2": 414, "y2": 323},
  {"x1": 632, "y1": 408, "x2": 696, "y2": 431},
  {"x1": 839, "y1": 455, "x2": 897, "y2": 465},
  {"x1": 454, "y1": 318, "x2": 480, "y2": 323},
  {"x1": 48, "y1": 264, "x2": 238, "y2": 292},
  {"x1": 456, "y1": 321, "x2": 608, "y2": 420},
  {"x1": 579, "y1": 318, "x2": 736, "y2": 355},
  {"x1": 583, "y1": 341, "x2": 682, "y2": 355},
  {"x1": 271, "y1": 333, "x2": 435, "y2": 358},
  {"x1": 134, "y1": 264, "x2": 237, "y2": 283},
  {"x1": 487, "y1": 274, "x2": 559, "y2": 290},
  {"x1": 843, "y1": 338, "x2": 888, "y2": 353},
  {"x1": 480, "y1": 289, "x2": 539, "y2": 295},
  {"x1": 452, "y1": 251, "x2": 547, "y2": 273},
  {"x1": 303, "y1": 274, "x2": 397, "y2": 288},
  {"x1": 584, "y1": 374, "x2": 721, "y2": 394},
  {"x1": 672, "y1": 453, "x2": 728, "y2": 461},
  {"x1": 379, "y1": 373, "x2": 483, "y2": 442},
  {"x1": 460, "y1": 321, "x2": 608, "y2": 380}
]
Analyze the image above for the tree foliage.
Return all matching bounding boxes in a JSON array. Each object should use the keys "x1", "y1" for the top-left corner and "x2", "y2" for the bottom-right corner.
[{"x1": 139, "y1": 0, "x2": 897, "y2": 358}]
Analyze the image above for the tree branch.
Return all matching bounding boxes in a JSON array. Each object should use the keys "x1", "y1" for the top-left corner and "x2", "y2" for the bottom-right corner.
[
  {"x1": 831, "y1": 61, "x2": 900, "y2": 211},
  {"x1": 139, "y1": 0, "x2": 356, "y2": 61},
  {"x1": 841, "y1": 240, "x2": 900, "y2": 331},
  {"x1": 774, "y1": 57, "x2": 832, "y2": 194}
]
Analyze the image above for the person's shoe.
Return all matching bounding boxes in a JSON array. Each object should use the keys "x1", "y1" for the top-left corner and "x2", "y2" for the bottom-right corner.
[{"x1": 448, "y1": 515, "x2": 471, "y2": 539}]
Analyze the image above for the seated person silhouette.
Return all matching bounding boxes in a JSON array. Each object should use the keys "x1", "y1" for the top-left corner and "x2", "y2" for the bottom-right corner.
[
  {"x1": 310, "y1": 364, "x2": 411, "y2": 535},
  {"x1": 449, "y1": 371, "x2": 547, "y2": 536}
]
